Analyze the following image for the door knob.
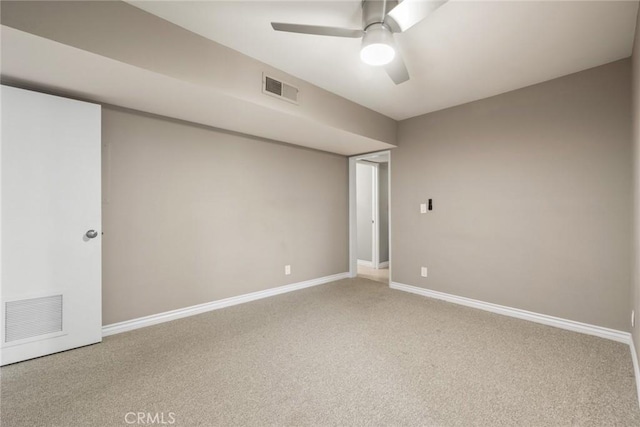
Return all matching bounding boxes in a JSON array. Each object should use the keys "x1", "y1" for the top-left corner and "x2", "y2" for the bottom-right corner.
[{"x1": 85, "y1": 230, "x2": 98, "y2": 239}]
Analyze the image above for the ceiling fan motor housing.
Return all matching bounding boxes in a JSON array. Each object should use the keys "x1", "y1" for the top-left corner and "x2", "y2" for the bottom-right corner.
[{"x1": 362, "y1": 0, "x2": 399, "y2": 30}]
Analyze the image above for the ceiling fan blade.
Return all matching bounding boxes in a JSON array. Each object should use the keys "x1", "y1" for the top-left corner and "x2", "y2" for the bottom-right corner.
[
  {"x1": 271, "y1": 23, "x2": 364, "y2": 38},
  {"x1": 385, "y1": 0, "x2": 448, "y2": 33},
  {"x1": 385, "y1": 53, "x2": 410, "y2": 85}
]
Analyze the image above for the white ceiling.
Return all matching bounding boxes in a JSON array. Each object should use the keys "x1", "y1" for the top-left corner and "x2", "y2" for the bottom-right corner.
[{"x1": 129, "y1": 0, "x2": 639, "y2": 121}]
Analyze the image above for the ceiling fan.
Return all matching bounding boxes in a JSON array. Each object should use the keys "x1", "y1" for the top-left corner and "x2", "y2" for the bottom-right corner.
[{"x1": 271, "y1": 0, "x2": 448, "y2": 85}]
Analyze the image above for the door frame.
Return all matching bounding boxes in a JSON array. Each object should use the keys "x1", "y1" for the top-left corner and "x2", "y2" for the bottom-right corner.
[{"x1": 349, "y1": 150, "x2": 391, "y2": 283}]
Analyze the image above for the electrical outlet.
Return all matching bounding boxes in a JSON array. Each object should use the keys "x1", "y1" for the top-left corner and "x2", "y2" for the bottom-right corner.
[
  {"x1": 421, "y1": 267, "x2": 428, "y2": 278},
  {"x1": 420, "y1": 203, "x2": 427, "y2": 214},
  {"x1": 632, "y1": 310, "x2": 635, "y2": 328},
  {"x1": 284, "y1": 265, "x2": 291, "y2": 275}
]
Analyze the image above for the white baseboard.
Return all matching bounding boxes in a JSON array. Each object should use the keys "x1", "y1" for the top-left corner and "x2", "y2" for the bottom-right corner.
[
  {"x1": 103, "y1": 272, "x2": 350, "y2": 337},
  {"x1": 378, "y1": 261, "x2": 389, "y2": 269},
  {"x1": 357, "y1": 259, "x2": 373, "y2": 267},
  {"x1": 631, "y1": 336, "x2": 640, "y2": 408},
  {"x1": 390, "y1": 282, "x2": 631, "y2": 344}
]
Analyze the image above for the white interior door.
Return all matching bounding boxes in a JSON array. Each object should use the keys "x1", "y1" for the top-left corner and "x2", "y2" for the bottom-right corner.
[
  {"x1": 356, "y1": 162, "x2": 374, "y2": 266},
  {"x1": 1, "y1": 85, "x2": 102, "y2": 366},
  {"x1": 371, "y1": 163, "x2": 379, "y2": 269}
]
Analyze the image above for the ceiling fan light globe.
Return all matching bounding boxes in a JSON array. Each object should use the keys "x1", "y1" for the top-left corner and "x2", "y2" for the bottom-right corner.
[
  {"x1": 360, "y1": 23, "x2": 396, "y2": 66},
  {"x1": 360, "y1": 44, "x2": 395, "y2": 66}
]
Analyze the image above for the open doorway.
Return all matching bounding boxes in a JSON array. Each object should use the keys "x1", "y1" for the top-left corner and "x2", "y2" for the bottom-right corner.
[{"x1": 349, "y1": 151, "x2": 391, "y2": 285}]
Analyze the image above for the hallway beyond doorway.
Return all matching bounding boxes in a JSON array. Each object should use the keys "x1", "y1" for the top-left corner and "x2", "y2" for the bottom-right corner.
[{"x1": 357, "y1": 264, "x2": 389, "y2": 284}]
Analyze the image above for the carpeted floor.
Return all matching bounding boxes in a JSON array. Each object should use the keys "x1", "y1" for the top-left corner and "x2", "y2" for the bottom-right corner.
[{"x1": 2, "y1": 278, "x2": 639, "y2": 426}]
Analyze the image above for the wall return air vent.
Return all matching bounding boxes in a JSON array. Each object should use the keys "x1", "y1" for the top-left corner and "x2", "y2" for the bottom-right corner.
[
  {"x1": 262, "y1": 74, "x2": 299, "y2": 105},
  {"x1": 5, "y1": 295, "x2": 63, "y2": 343}
]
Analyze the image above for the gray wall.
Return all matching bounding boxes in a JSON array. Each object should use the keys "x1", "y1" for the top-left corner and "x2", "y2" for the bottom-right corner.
[
  {"x1": 102, "y1": 107, "x2": 348, "y2": 325},
  {"x1": 357, "y1": 163, "x2": 373, "y2": 262},
  {"x1": 379, "y1": 163, "x2": 389, "y2": 264},
  {"x1": 393, "y1": 59, "x2": 632, "y2": 331},
  {"x1": 632, "y1": 8, "x2": 640, "y2": 367}
]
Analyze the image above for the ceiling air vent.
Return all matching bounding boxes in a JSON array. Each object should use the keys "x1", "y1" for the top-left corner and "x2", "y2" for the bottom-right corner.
[{"x1": 262, "y1": 74, "x2": 299, "y2": 105}]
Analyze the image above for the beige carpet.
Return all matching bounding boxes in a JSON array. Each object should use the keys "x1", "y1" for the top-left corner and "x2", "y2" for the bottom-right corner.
[{"x1": 2, "y1": 278, "x2": 639, "y2": 426}]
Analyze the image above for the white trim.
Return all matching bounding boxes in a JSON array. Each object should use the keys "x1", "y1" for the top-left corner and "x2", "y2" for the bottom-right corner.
[
  {"x1": 387, "y1": 155, "x2": 392, "y2": 285},
  {"x1": 390, "y1": 282, "x2": 631, "y2": 344},
  {"x1": 103, "y1": 272, "x2": 349, "y2": 337},
  {"x1": 631, "y1": 336, "x2": 640, "y2": 408},
  {"x1": 357, "y1": 259, "x2": 373, "y2": 267},
  {"x1": 377, "y1": 261, "x2": 389, "y2": 269},
  {"x1": 348, "y1": 156, "x2": 358, "y2": 278}
]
